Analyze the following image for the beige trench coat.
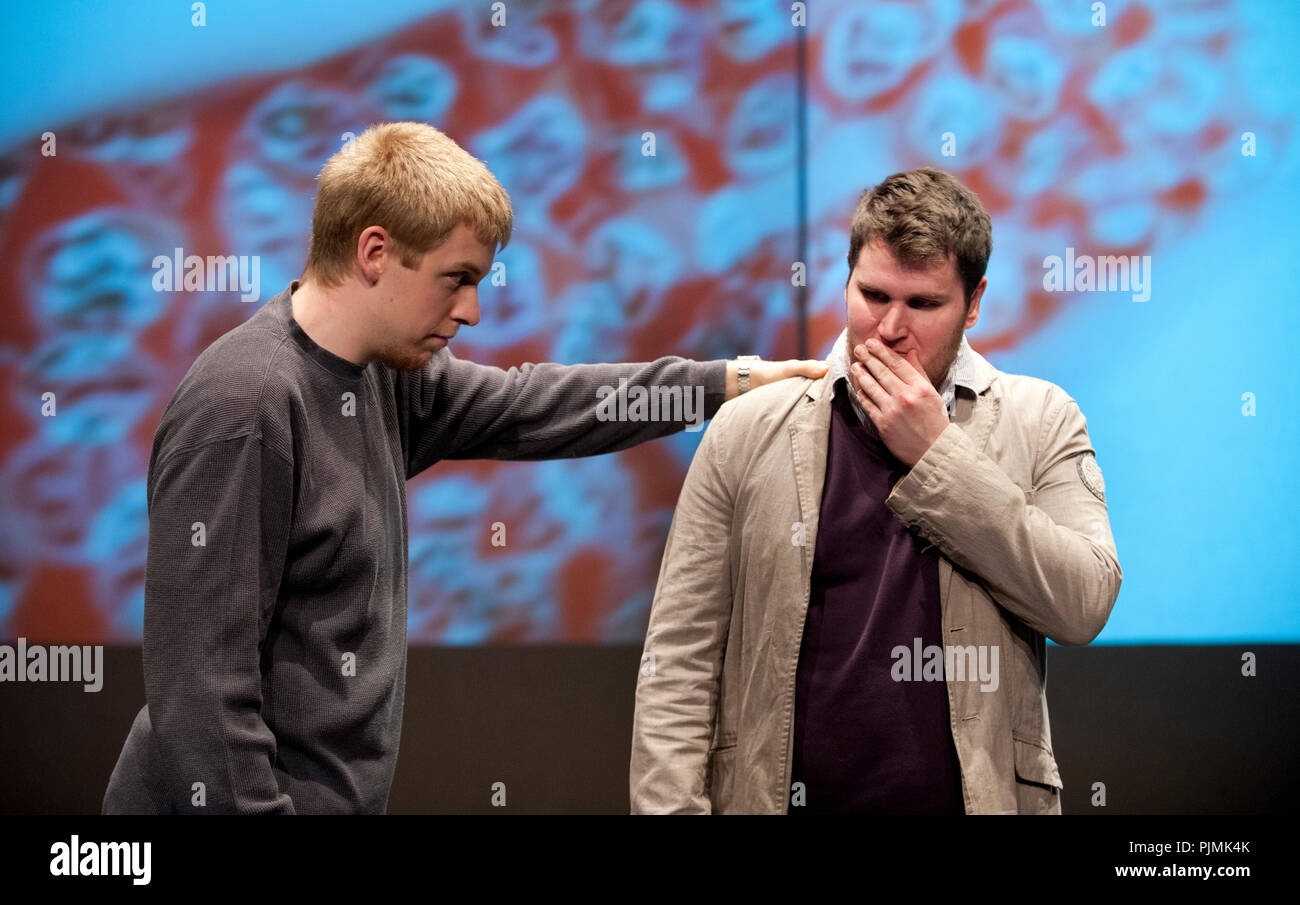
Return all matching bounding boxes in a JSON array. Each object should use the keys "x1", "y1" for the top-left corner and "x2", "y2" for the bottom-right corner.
[{"x1": 630, "y1": 344, "x2": 1121, "y2": 814}]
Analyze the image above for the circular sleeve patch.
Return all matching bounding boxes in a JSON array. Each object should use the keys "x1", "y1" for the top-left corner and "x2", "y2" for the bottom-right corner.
[{"x1": 1077, "y1": 452, "x2": 1106, "y2": 504}]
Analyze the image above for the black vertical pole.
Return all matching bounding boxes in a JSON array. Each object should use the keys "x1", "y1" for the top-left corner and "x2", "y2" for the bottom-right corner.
[{"x1": 795, "y1": 11, "x2": 809, "y2": 360}]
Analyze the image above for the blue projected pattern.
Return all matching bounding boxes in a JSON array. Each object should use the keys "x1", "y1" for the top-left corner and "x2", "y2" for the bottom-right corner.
[{"x1": 0, "y1": 0, "x2": 1297, "y2": 644}]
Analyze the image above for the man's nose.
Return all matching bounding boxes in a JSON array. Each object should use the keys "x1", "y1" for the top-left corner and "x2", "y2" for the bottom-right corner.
[
  {"x1": 876, "y1": 303, "x2": 908, "y2": 342},
  {"x1": 454, "y1": 288, "x2": 481, "y2": 327}
]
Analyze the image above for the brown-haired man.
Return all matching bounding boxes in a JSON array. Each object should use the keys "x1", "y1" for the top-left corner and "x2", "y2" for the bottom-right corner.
[
  {"x1": 102, "y1": 122, "x2": 825, "y2": 814},
  {"x1": 630, "y1": 168, "x2": 1121, "y2": 814}
]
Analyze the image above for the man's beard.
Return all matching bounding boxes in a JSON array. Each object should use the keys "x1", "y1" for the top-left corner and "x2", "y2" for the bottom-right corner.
[{"x1": 929, "y1": 316, "x2": 966, "y2": 388}]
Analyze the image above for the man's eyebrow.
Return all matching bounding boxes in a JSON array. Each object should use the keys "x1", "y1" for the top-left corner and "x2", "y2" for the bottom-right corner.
[
  {"x1": 446, "y1": 261, "x2": 484, "y2": 278},
  {"x1": 857, "y1": 282, "x2": 947, "y2": 303}
]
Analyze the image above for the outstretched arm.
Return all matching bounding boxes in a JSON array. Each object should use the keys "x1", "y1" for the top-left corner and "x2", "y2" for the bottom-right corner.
[{"x1": 397, "y1": 350, "x2": 826, "y2": 477}]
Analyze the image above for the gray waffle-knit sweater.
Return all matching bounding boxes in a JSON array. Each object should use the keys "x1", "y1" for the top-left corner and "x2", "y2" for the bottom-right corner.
[{"x1": 102, "y1": 282, "x2": 725, "y2": 814}]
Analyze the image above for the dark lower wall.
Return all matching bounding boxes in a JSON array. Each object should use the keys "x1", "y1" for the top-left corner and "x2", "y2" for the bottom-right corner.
[{"x1": 2, "y1": 644, "x2": 1295, "y2": 814}]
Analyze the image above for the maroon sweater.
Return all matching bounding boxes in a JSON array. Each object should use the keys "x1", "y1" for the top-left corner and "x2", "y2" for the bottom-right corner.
[{"x1": 789, "y1": 380, "x2": 964, "y2": 814}]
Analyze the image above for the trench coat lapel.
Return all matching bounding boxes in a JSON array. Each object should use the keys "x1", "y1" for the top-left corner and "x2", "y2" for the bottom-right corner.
[{"x1": 788, "y1": 376, "x2": 833, "y2": 589}]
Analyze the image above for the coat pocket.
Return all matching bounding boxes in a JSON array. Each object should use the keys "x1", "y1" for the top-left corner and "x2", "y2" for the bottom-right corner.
[
  {"x1": 706, "y1": 744, "x2": 737, "y2": 814},
  {"x1": 1013, "y1": 737, "x2": 1063, "y2": 814}
]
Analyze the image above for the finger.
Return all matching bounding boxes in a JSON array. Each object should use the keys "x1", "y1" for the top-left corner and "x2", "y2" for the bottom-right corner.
[
  {"x1": 855, "y1": 382, "x2": 883, "y2": 423},
  {"x1": 907, "y1": 350, "x2": 938, "y2": 388},
  {"x1": 851, "y1": 361, "x2": 888, "y2": 407},
  {"x1": 858, "y1": 390, "x2": 882, "y2": 423},
  {"x1": 789, "y1": 359, "x2": 829, "y2": 378},
  {"x1": 865, "y1": 339, "x2": 923, "y2": 383},
  {"x1": 860, "y1": 349, "x2": 907, "y2": 395}
]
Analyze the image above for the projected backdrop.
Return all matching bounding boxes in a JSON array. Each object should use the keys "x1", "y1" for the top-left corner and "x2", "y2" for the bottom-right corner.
[{"x1": 0, "y1": 0, "x2": 1297, "y2": 644}]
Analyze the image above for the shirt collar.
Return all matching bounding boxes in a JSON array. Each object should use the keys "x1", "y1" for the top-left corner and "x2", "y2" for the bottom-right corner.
[{"x1": 826, "y1": 328, "x2": 978, "y2": 423}]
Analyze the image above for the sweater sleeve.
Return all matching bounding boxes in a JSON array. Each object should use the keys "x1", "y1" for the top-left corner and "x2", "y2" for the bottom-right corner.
[
  {"x1": 142, "y1": 434, "x2": 296, "y2": 814},
  {"x1": 397, "y1": 350, "x2": 727, "y2": 478}
]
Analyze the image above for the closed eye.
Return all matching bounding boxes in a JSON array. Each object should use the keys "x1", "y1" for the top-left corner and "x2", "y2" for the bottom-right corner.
[{"x1": 859, "y1": 284, "x2": 943, "y2": 308}]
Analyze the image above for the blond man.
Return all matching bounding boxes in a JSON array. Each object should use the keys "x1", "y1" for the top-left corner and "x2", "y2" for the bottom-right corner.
[{"x1": 102, "y1": 122, "x2": 823, "y2": 814}]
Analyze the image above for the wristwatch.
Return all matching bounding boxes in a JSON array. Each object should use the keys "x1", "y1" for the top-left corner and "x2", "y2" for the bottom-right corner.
[{"x1": 736, "y1": 355, "x2": 760, "y2": 395}]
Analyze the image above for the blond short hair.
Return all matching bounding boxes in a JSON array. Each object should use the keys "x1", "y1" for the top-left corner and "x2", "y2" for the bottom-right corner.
[
  {"x1": 303, "y1": 121, "x2": 513, "y2": 287},
  {"x1": 847, "y1": 167, "x2": 992, "y2": 304}
]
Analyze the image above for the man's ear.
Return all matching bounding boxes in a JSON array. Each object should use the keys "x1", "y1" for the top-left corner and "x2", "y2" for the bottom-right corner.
[
  {"x1": 357, "y1": 226, "x2": 389, "y2": 286},
  {"x1": 964, "y1": 276, "x2": 986, "y2": 330}
]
